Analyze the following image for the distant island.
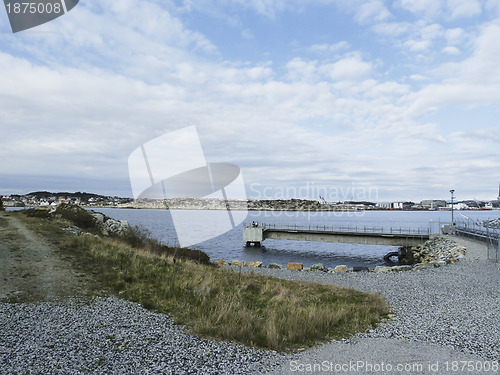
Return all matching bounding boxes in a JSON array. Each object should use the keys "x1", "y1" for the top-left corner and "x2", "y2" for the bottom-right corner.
[{"x1": 2, "y1": 191, "x2": 499, "y2": 211}]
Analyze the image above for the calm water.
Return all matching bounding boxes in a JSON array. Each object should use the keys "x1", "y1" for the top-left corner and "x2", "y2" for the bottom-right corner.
[{"x1": 92, "y1": 208, "x2": 500, "y2": 268}]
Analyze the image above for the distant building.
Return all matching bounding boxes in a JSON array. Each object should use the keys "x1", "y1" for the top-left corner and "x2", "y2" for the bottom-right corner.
[
  {"x1": 375, "y1": 202, "x2": 405, "y2": 209},
  {"x1": 447, "y1": 202, "x2": 467, "y2": 210},
  {"x1": 421, "y1": 200, "x2": 447, "y2": 209}
]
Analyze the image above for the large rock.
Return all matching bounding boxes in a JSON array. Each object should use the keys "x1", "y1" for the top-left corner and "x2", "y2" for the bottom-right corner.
[
  {"x1": 247, "y1": 261, "x2": 263, "y2": 268},
  {"x1": 352, "y1": 266, "x2": 369, "y2": 272},
  {"x1": 287, "y1": 262, "x2": 303, "y2": 270},
  {"x1": 91, "y1": 213, "x2": 105, "y2": 224},
  {"x1": 101, "y1": 219, "x2": 130, "y2": 236},
  {"x1": 231, "y1": 260, "x2": 246, "y2": 267},
  {"x1": 310, "y1": 263, "x2": 325, "y2": 271},
  {"x1": 268, "y1": 263, "x2": 283, "y2": 269},
  {"x1": 375, "y1": 266, "x2": 392, "y2": 273},
  {"x1": 333, "y1": 265, "x2": 348, "y2": 273}
]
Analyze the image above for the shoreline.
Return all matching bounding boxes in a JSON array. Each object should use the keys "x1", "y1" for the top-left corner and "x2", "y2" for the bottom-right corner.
[
  {"x1": 6, "y1": 203, "x2": 500, "y2": 212},
  {"x1": 1, "y1": 210, "x2": 499, "y2": 373}
]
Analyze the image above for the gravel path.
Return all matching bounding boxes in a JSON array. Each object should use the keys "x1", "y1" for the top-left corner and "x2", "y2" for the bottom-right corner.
[
  {"x1": 0, "y1": 212, "x2": 89, "y2": 302},
  {"x1": 1, "y1": 213, "x2": 499, "y2": 375}
]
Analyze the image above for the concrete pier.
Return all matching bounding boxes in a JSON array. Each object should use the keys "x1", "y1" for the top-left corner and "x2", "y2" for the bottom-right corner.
[{"x1": 243, "y1": 224, "x2": 431, "y2": 247}]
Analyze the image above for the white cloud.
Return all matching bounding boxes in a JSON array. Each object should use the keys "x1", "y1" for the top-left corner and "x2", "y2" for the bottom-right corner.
[
  {"x1": 309, "y1": 41, "x2": 350, "y2": 54},
  {"x1": 446, "y1": 0, "x2": 482, "y2": 20},
  {"x1": 232, "y1": 0, "x2": 287, "y2": 18},
  {"x1": 332, "y1": 0, "x2": 392, "y2": 25},
  {"x1": 409, "y1": 74, "x2": 429, "y2": 81},
  {"x1": 444, "y1": 28, "x2": 466, "y2": 44},
  {"x1": 371, "y1": 21, "x2": 411, "y2": 37},
  {"x1": 442, "y1": 46, "x2": 460, "y2": 54},
  {"x1": 320, "y1": 55, "x2": 373, "y2": 82},
  {"x1": 397, "y1": 0, "x2": 444, "y2": 19},
  {"x1": 285, "y1": 58, "x2": 318, "y2": 82},
  {"x1": 404, "y1": 39, "x2": 432, "y2": 52},
  {"x1": 354, "y1": 0, "x2": 392, "y2": 24}
]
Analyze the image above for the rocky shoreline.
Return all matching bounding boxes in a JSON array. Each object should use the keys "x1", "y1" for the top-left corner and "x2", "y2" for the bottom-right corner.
[{"x1": 217, "y1": 235, "x2": 467, "y2": 273}]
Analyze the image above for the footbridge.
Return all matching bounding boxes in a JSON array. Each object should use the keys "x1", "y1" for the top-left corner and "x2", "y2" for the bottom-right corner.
[
  {"x1": 244, "y1": 223, "x2": 431, "y2": 247},
  {"x1": 454, "y1": 220, "x2": 500, "y2": 262}
]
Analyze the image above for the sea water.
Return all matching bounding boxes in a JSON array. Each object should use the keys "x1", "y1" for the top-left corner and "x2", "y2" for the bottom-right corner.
[{"x1": 92, "y1": 208, "x2": 499, "y2": 268}]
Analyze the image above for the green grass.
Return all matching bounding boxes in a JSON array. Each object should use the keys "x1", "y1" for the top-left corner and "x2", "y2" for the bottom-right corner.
[{"x1": 16, "y1": 209, "x2": 391, "y2": 352}]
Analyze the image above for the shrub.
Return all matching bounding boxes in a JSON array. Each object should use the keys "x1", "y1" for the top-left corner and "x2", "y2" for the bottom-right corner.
[
  {"x1": 24, "y1": 208, "x2": 50, "y2": 218},
  {"x1": 124, "y1": 225, "x2": 210, "y2": 265},
  {"x1": 54, "y1": 203, "x2": 96, "y2": 230},
  {"x1": 0, "y1": 197, "x2": 4, "y2": 211}
]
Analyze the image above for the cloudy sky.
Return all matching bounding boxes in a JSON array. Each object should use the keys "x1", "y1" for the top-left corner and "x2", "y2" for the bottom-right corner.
[{"x1": 1, "y1": 0, "x2": 500, "y2": 202}]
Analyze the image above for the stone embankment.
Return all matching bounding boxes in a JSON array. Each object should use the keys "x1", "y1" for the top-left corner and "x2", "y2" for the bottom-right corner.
[
  {"x1": 49, "y1": 205, "x2": 130, "y2": 237},
  {"x1": 89, "y1": 212, "x2": 130, "y2": 236},
  {"x1": 410, "y1": 236, "x2": 466, "y2": 267},
  {"x1": 218, "y1": 235, "x2": 466, "y2": 273}
]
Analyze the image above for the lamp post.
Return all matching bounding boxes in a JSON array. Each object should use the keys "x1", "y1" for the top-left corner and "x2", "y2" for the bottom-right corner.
[{"x1": 450, "y1": 189, "x2": 455, "y2": 225}]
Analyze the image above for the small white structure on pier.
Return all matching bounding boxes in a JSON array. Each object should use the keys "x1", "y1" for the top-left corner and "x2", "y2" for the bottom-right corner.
[{"x1": 243, "y1": 226, "x2": 264, "y2": 246}]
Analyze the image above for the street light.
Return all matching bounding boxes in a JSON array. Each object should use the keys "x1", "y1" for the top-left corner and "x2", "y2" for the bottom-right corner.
[{"x1": 450, "y1": 189, "x2": 455, "y2": 225}]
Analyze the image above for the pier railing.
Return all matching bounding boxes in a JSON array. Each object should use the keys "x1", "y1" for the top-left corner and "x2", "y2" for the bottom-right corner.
[
  {"x1": 245, "y1": 222, "x2": 431, "y2": 236},
  {"x1": 455, "y1": 219, "x2": 500, "y2": 262}
]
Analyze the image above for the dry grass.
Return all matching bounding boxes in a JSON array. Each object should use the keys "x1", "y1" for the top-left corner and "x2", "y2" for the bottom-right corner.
[{"x1": 16, "y1": 210, "x2": 391, "y2": 352}]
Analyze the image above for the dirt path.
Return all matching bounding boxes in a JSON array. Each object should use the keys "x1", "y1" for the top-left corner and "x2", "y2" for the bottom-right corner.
[{"x1": 0, "y1": 211, "x2": 90, "y2": 302}]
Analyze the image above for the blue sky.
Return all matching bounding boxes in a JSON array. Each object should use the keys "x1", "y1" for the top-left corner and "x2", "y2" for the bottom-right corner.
[{"x1": 1, "y1": 0, "x2": 500, "y2": 202}]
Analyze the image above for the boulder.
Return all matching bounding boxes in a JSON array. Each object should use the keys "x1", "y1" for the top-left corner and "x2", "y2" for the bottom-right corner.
[
  {"x1": 310, "y1": 263, "x2": 325, "y2": 271},
  {"x1": 101, "y1": 218, "x2": 130, "y2": 236},
  {"x1": 375, "y1": 266, "x2": 392, "y2": 273},
  {"x1": 247, "y1": 261, "x2": 263, "y2": 268},
  {"x1": 231, "y1": 260, "x2": 246, "y2": 267},
  {"x1": 287, "y1": 262, "x2": 303, "y2": 270},
  {"x1": 91, "y1": 213, "x2": 105, "y2": 224},
  {"x1": 352, "y1": 266, "x2": 369, "y2": 272},
  {"x1": 333, "y1": 265, "x2": 348, "y2": 273},
  {"x1": 268, "y1": 263, "x2": 283, "y2": 269},
  {"x1": 214, "y1": 259, "x2": 228, "y2": 266}
]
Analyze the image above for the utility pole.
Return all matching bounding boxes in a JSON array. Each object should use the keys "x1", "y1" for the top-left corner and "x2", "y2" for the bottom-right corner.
[{"x1": 450, "y1": 189, "x2": 455, "y2": 225}]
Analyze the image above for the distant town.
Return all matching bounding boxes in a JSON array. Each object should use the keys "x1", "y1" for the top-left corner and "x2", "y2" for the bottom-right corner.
[{"x1": 2, "y1": 191, "x2": 500, "y2": 211}]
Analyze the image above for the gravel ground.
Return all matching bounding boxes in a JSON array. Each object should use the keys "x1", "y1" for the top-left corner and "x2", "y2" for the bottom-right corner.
[
  {"x1": 0, "y1": 297, "x2": 286, "y2": 374},
  {"x1": 1, "y1": 233, "x2": 499, "y2": 374},
  {"x1": 244, "y1": 236, "x2": 500, "y2": 374}
]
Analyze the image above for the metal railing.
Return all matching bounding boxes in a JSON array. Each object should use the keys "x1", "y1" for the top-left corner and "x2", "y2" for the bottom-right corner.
[
  {"x1": 244, "y1": 222, "x2": 430, "y2": 236},
  {"x1": 455, "y1": 219, "x2": 500, "y2": 263}
]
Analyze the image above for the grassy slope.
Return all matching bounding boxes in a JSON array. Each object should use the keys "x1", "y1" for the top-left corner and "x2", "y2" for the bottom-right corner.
[{"x1": 16, "y1": 209, "x2": 391, "y2": 352}]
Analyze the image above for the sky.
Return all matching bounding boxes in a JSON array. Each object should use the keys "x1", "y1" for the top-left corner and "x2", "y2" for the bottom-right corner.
[{"x1": 1, "y1": 0, "x2": 500, "y2": 202}]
